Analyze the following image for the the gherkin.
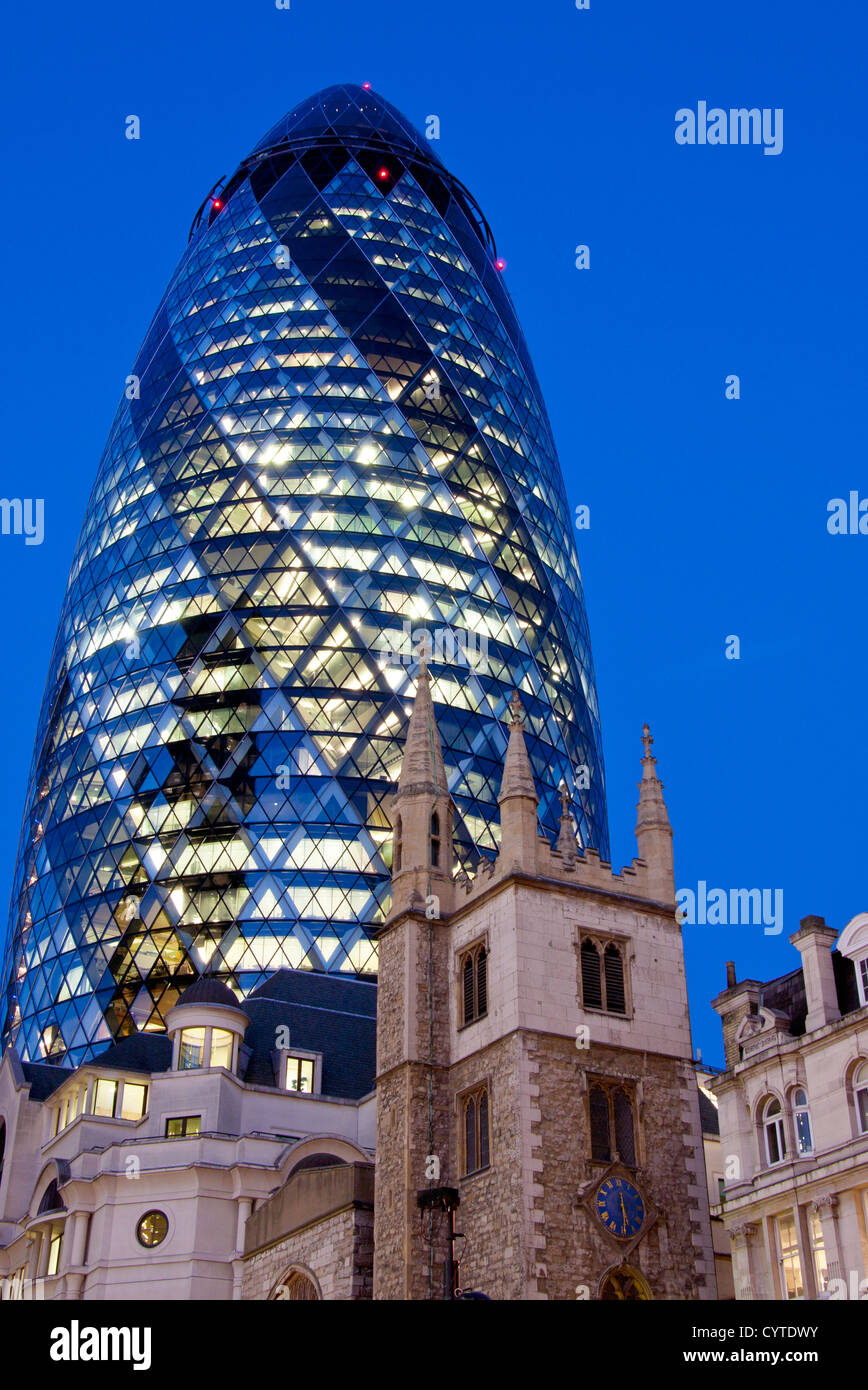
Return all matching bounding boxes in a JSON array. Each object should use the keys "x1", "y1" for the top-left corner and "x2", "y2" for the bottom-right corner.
[{"x1": 1, "y1": 84, "x2": 608, "y2": 1066}]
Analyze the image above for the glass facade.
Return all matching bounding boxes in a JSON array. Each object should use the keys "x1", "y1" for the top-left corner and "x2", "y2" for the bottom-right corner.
[{"x1": 1, "y1": 83, "x2": 607, "y2": 1066}]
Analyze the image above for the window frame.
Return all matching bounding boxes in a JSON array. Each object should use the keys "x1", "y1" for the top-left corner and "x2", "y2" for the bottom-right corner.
[
  {"x1": 164, "y1": 1114, "x2": 202, "y2": 1138},
  {"x1": 791, "y1": 1088, "x2": 814, "y2": 1157},
  {"x1": 458, "y1": 938, "x2": 488, "y2": 1029},
  {"x1": 856, "y1": 954, "x2": 868, "y2": 1008},
  {"x1": 587, "y1": 1078, "x2": 638, "y2": 1167},
  {"x1": 459, "y1": 1082, "x2": 491, "y2": 1178},
  {"x1": 763, "y1": 1097, "x2": 787, "y2": 1166},
  {"x1": 578, "y1": 933, "x2": 630, "y2": 1017}
]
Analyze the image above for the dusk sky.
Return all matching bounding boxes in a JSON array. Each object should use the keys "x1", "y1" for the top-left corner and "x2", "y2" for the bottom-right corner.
[{"x1": 1, "y1": 0, "x2": 865, "y2": 1066}]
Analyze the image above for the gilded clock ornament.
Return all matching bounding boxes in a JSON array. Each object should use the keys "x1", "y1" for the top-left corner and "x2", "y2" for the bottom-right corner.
[{"x1": 595, "y1": 1177, "x2": 645, "y2": 1239}]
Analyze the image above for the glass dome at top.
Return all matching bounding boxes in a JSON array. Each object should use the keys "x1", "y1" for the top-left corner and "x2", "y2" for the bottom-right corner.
[{"x1": 1, "y1": 83, "x2": 609, "y2": 1066}]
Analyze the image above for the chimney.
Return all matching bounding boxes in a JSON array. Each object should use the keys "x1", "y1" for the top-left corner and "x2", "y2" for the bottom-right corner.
[{"x1": 789, "y1": 915, "x2": 840, "y2": 1032}]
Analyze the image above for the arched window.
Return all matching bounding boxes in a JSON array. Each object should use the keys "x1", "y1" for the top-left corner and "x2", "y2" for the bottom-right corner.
[
  {"x1": 272, "y1": 1270, "x2": 319, "y2": 1301},
  {"x1": 394, "y1": 815, "x2": 402, "y2": 873},
  {"x1": 460, "y1": 943, "x2": 488, "y2": 1026},
  {"x1": 581, "y1": 937, "x2": 628, "y2": 1014},
  {"x1": 0, "y1": 1118, "x2": 6, "y2": 1191},
  {"x1": 589, "y1": 1082, "x2": 636, "y2": 1165},
  {"x1": 763, "y1": 1098, "x2": 787, "y2": 1165},
  {"x1": 792, "y1": 1088, "x2": 814, "y2": 1156},
  {"x1": 461, "y1": 1086, "x2": 490, "y2": 1176},
  {"x1": 604, "y1": 944, "x2": 626, "y2": 1015},
  {"x1": 37, "y1": 1178, "x2": 65, "y2": 1216},
  {"x1": 430, "y1": 810, "x2": 440, "y2": 867},
  {"x1": 581, "y1": 940, "x2": 603, "y2": 1010},
  {"x1": 613, "y1": 1088, "x2": 637, "y2": 1166},
  {"x1": 854, "y1": 1061, "x2": 868, "y2": 1135},
  {"x1": 590, "y1": 1085, "x2": 612, "y2": 1162}
]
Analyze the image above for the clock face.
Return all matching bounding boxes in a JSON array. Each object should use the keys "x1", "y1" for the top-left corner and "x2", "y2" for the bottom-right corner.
[{"x1": 595, "y1": 1177, "x2": 645, "y2": 1239}]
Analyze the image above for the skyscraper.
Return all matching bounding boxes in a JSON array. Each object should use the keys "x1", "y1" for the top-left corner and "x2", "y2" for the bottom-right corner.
[{"x1": 1, "y1": 83, "x2": 607, "y2": 1066}]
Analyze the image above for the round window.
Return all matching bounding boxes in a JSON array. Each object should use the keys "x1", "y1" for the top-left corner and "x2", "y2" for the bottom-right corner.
[{"x1": 136, "y1": 1210, "x2": 169, "y2": 1248}]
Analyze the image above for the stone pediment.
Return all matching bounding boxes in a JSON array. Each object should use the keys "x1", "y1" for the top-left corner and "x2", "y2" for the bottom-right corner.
[{"x1": 736, "y1": 1007, "x2": 791, "y2": 1056}]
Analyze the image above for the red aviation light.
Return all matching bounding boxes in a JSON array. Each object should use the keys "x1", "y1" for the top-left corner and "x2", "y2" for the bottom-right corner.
[
  {"x1": 377, "y1": 166, "x2": 390, "y2": 181},
  {"x1": 212, "y1": 198, "x2": 223, "y2": 210},
  {"x1": 495, "y1": 258, "x2": 506, "y2": 272},
  {"x1": 362, "y1": 82, "x2": 371, "y2": 90}
]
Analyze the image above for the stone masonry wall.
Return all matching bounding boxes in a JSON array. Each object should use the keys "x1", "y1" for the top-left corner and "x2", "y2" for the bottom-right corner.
[{"x1": 241, "y1": 1206, "x2": 373, "y2": 1301}]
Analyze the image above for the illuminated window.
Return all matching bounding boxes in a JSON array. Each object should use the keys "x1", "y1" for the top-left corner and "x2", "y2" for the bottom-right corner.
[
  {"x1": 178, "y1": 1028, "x2": 207, "y2": 1070},
  {"x1": 165, "y1": 1115, "x2": 201, "y2": 1137},
  {"x1": 93, "y1": 1078, "x2": 118, "y2": 1118},
  {"x1": 121, "y1": 1083, "x2": 148, "y2": 1121},
  {"x1": 808, "y1": 1209, "x2": 829, "y2": 1294},
  {"x1": 776, "y1": 1211, "x2": 804, "y2": 1298},
  {"x1": 285, "y1": 1056, "x2": 315, "y2": 1093},
  {"x1": 46, "y1": 1226, "x2": 63, "y2": 1277},
  {"x1": 210, "y1": 1029, "x2": 234, "y2": 1070},
  {"x1": 136, "y1": 1211, "x2": 169, "y2": 1248}
]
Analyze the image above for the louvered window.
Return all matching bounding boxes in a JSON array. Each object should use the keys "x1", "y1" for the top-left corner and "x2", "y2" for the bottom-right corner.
[
  {"x1": 604, "y1": 944, "x2": 626, "y2": 1014},
  {"x1": 463, "y1": 954, "x2": 475, "y2": 1025},
  {"x1": 430, "y1": 810, "x2": 440, "y2": 867},
  {"x1": 581, "y1": 939, "x2": 603, "y2": 1010},
  {"x1": 581, "y1": 935, "x2": 629, "y2": 1015},
  {"x1": 394, "y1": 815, "x2": 402, "y2": 872},
  {"x1": 460, "y1": 943, "x2": 488, "y2": 1025}
]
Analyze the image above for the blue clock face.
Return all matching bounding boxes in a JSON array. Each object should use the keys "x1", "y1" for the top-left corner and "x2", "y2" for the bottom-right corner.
[{"x1": 596, "y1": 1177, "x2": 645, "y2": 1239}]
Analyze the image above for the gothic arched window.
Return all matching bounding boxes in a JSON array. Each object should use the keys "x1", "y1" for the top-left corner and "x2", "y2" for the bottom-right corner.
[
  {"x1": 589, "y1": 1082, "x2": 637, "y2": 1166},
  {"x1": 460, "y1": 943, "x2": 488, "y2": 1026},
  {"x1": 430, "y1": 810, "x2": 440, "y2": 867},
  {"x1": 581, "y1": 937, "x2": 628, "y2": 1015},
  {"x1": 393, "y1": 815, "x2": 402, "y2": 873},
  {"x1": 461, "y1": 1085, "x2": 490, "y2": 1176}
]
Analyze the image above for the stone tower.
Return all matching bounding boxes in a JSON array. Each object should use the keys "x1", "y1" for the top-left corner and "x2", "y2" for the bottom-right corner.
[{"x1": 373, "y1": 679, "x2": 716, "y2": 1300}]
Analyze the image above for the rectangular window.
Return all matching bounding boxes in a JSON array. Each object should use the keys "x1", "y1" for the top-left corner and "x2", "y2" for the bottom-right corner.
[
  {"x1": 178, "y1": 1027, "x2": 207, "y2": 1070},
  {"x1": 859, "y1": 957, "x2": 868, "y2": 1006},
  {"x1": 210, "y1": 1029, "x2": 233, "y2": 1070},
  {"x1": 46, "y1": 1227, "x2": 63, "y2": 1278},
  {"x1": 92, "y1": 1078, "x2": 118, "y2": 1118},
  {"x1": 285, "y1": 1056, "x2": 315, "y2": 1093},
  {"x1": 165, "y1": 1115, "x2": 201, "y2": 1137},
  {"x1": 776, "y1": 1211, "x2": 804, "y2": 1299},
  {"x1": 808, "y1": 1210, "x2": 828, "y2": 1294},
  {"x1": 121, "y1": 1082, "x2": 148, "y2": 1121}
]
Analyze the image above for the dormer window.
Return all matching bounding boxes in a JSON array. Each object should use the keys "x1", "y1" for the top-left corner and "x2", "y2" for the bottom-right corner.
[
  {"x1": 283, "y1": 1050, "x2": 321, "y2": 1094},
  {"x1": 857, "y1": 955, "x2": 868, "y2": 1008},
  {"x1": 430, "y1": 811, "x2": 440, "y2": 867}
]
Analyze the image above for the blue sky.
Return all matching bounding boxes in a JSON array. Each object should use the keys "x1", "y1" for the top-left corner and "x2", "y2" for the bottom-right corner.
[{"x1": 1, "y1": 0, "x2": 865, "y2": 1066}]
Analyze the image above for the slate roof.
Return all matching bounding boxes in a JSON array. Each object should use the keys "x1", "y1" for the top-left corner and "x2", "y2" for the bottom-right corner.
[
  {"x1": 175, "y1": 977, "x2": 245, "y2": 1011},
  {"x1": 20, "y1": 1061, "x2": 69, "y2": 1100},
  {"x1": 90, "y1": 1033, "x2": 173, "y2": 1075},
  {"x1": 698, "y1": 1089, "x2": 720, "y2": 1136},
  {"x1": 241, "y1": 969, "x2": 377, "y2": 1100}
]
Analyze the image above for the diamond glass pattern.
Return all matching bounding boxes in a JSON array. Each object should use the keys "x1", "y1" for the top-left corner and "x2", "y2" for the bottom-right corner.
[{"x1": 1, "y1": 85, "x2": 608, "y2": 1066}]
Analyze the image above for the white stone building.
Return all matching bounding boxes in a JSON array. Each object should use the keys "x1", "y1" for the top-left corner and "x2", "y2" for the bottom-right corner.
[
  {"x1": 0, "y1": 972, "x2": 376, "y2": 1300},
  {"x1": 711, "y1": 915, "x2": 868, "y2": 1299}
]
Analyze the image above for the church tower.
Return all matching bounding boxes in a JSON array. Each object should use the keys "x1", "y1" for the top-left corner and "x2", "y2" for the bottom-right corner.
[{"x1": 374, "y1": 682, "x2": 716, "y2": 1300}]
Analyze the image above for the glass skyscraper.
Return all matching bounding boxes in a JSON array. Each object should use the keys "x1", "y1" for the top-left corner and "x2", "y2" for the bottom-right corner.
[{"x1": 1, "y1": 84, "x2": 607, "y2": 1066}]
